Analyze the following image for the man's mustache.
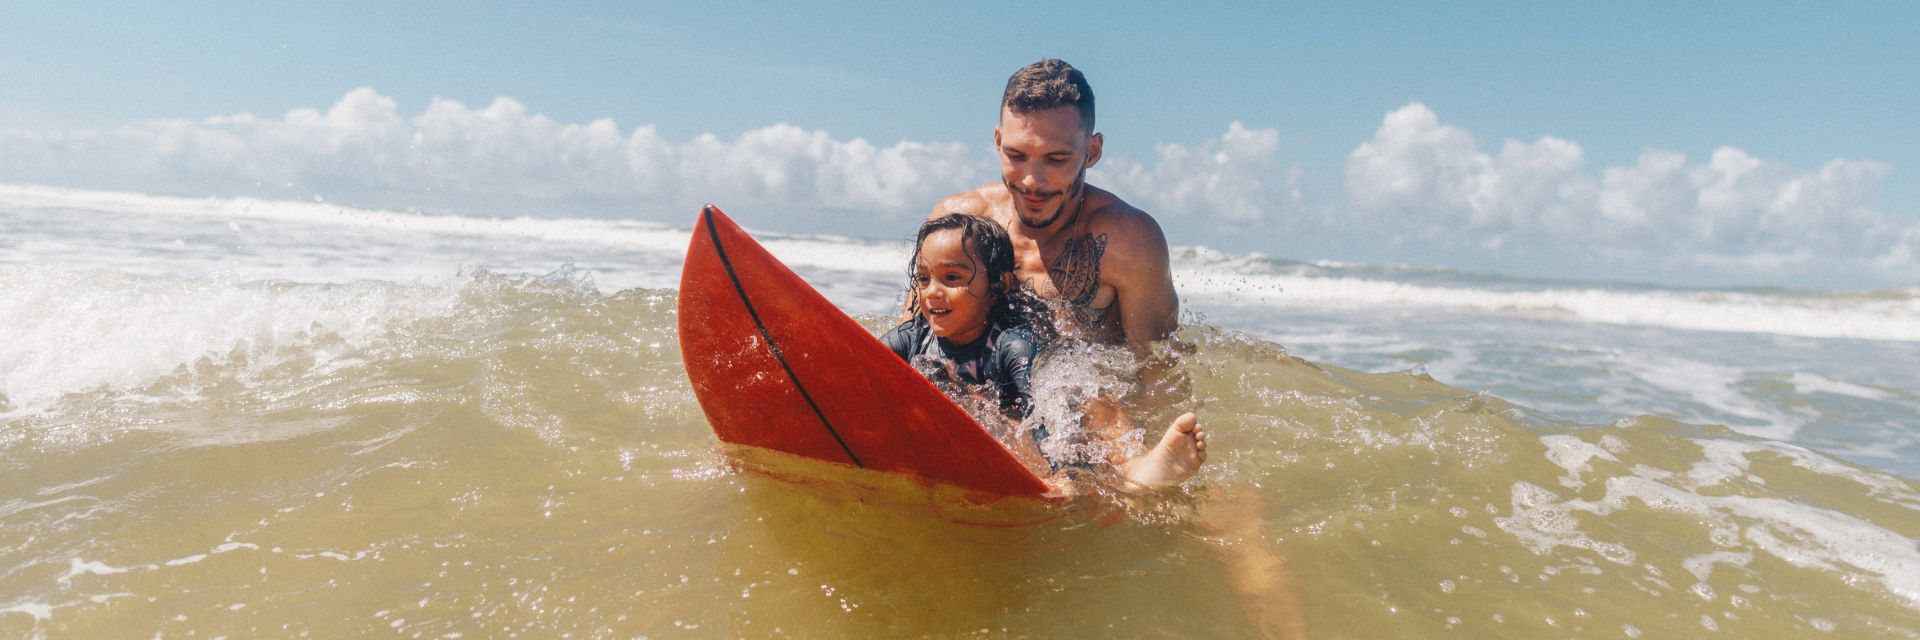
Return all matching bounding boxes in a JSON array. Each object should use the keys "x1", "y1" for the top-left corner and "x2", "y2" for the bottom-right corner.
[{"x1": 1008, "y1": 184, "x2": 1063, "y2": 199}]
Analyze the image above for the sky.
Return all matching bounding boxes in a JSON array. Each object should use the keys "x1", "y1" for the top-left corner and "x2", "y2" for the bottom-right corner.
[{"x1": 2, "y1": 1, "x2": 1917, "y2": 289}]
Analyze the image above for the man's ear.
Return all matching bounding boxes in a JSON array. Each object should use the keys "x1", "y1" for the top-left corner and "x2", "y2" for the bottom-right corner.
[
  {"x1": 1084, "y1": 132, "x2": 1104, "y2": 168},
  {"x1": 999, "y1": 272, "x2": 1016, "y2": 293}
]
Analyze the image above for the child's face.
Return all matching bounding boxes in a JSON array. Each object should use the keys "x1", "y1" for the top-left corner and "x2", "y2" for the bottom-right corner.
[{"x1": 913, "y1": 228, "x2": 994, "y2": 345}]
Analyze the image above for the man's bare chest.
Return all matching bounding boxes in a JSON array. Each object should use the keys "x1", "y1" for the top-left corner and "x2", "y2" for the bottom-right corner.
[{"x1": 1014, "y1": 232, "x2": 1117, "y2": 314}]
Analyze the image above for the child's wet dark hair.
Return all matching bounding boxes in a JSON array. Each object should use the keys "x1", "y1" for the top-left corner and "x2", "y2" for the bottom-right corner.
[{"x1": 906, "y1": 214, "x2": 1055, "y2": 343}]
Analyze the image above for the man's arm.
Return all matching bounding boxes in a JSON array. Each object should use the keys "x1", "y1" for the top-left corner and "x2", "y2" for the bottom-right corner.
[
  {"x1": 1102, "y1": 211, "x2": 1179, "y2": 357},
  {"x1": 1101, "y1": 209, "x2": 1194, "y2": 440}
]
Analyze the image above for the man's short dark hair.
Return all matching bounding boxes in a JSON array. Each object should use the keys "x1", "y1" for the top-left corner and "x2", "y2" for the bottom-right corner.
[{"x1": 1001, "y1": 58, "x2": 1095, "y2": 132}]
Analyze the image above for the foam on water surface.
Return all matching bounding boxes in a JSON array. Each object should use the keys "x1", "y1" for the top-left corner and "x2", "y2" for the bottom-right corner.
[
  {"x1": 1177, "y1": 263, "x2": 1920, "y2": 342},
  {"x1": 1502, "y1": 432, "x2": 1920, "y2": 609},
  {"x1": 0, "y1": 267, "x2": 464, "y2": 417}
]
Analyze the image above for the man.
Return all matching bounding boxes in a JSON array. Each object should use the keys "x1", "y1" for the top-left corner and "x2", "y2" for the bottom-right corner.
[{"x1": 930, "y1": 58, "x2": 1203, "y2": 488}]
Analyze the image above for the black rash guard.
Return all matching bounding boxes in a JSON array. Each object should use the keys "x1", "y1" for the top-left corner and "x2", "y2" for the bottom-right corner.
[
  {"x1": 878, "y1": 319, "x2": 1037, "y2": 420},
  {"x1": 879, "y1": 319, "x2": 1092, "y2": 474}
]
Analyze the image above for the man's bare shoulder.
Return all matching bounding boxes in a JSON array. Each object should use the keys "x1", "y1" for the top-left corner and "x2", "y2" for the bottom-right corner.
[
  {"x1": 928, "y1": 185, "x2": 1006, "y2": 220},
  {"x1": 1082, "y1": 188, "x2": 1170, "y2": 258}
]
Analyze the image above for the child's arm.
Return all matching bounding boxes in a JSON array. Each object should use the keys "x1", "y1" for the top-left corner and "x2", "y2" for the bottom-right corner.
[
  {"x1": 994, "y1": 328, "x2": 1038, "y2": 420},
  {"x1": 876, "y1": 320, "x2": 921, "y2": 364}
]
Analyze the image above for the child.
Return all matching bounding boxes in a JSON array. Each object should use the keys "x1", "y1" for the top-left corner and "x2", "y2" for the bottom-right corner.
[
  {"x1": 880, "y1": 213, "x2": 1049, "y2": 426},
  {"x1": 881, "y1": 214, "x2": 1206, "y2": 487}
]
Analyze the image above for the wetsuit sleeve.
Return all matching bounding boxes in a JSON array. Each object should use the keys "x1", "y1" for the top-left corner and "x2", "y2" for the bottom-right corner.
[
  {"x1": 995, "y1": 329, "x2": 1038, "y2": 420},
  {"x1": 877, "y1": 321, "x2": 920, "y2": 363}
]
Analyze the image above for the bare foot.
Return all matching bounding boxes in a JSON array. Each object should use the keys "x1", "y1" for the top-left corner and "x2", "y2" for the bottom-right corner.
[{"x1": 1121, "y1": 412, "x2": 1206, "y2": 488}]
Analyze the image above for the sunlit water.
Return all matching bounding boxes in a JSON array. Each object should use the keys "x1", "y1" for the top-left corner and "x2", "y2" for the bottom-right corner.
[{"x1": 4, "y1": 185, "x2": 1918, "y2": 638}]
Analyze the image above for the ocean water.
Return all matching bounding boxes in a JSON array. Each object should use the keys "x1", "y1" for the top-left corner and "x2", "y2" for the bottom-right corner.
[{"x1": 3, "y1": 183, "x2": 1918, "y2": 638}]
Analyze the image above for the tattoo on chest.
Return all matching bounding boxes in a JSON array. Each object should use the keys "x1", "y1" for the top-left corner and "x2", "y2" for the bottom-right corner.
[{"x1": 1048, "y1": 233, "x2": 1108, "y2": 307}]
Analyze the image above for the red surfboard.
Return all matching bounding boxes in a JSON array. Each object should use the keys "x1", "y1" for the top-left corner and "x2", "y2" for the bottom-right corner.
[{"x1": 677, "y1": 205, "x2": 1051, "y2": 498}]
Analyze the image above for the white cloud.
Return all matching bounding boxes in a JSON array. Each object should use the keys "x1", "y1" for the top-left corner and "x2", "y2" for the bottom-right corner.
[
  {"x1": 1346, "y1": 104, "x2": 1597, "y2": 236},
  {"x1": 1878, "y1": 227, "x2": 1920, "y2": 273},
  {"x1": 1093, "y1": 122, "x2": 1304, "y2": 229},
  {"x1": 1596, "y1": 150, "x2": 1690, "y2": 228},
  {"x1": 0, "y1": 90, "x2": 1314, "y2": 236},
  {"x1": 3, "y1": 90, "x2": 1912, "y2": 286},
  {"x1": 0, "y1": 87, "x2": 984, "y2": 220},
  {"x1": 1345, "y1": 103, "x2": 1914, "y2": 282},
  {"x1": 1344, "y1": 104, "x2": 1484, "y2": 220}
]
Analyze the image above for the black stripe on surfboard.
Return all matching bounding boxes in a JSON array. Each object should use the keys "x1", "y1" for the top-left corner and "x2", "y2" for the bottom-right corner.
[{"x1": 702, "y1": 206, "x2": 864, "y2": 468}]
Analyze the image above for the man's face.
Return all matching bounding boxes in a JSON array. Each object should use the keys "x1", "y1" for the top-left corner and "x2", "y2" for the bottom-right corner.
[{"x1": 995, "y1": 106, "x2": 1103, "y2": 230}]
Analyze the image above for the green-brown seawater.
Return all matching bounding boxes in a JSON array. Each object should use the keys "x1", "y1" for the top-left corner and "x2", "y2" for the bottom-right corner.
[{"x1": 6, "y1": 275, "x2": 1915, "y2": 638}]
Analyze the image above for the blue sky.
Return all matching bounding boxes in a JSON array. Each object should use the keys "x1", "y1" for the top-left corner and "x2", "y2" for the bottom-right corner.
[{"x1": 3, "y1": 2, "x2": 1917, "y2": 288}]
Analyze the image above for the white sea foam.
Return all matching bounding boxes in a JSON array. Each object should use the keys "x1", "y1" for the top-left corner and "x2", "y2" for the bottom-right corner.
[
  {"x1": 1790, "y1": 372, "x2": 1894, "y2": 401},
  {"x1": 1494, "y1": 480, "x2": 1637, "y2": 565},
  {"x1": 1177, "y1": 263, "x2": 1920, "y2": 343},
  {"x1": 1728, "y1": 439, "x2": 1920, "y2": 510},
  {"x1": 164, "y1": 554, "x2": 208, "y2": 567},
  {"x1": 0, "y1": 266, "x2": 463, "y2": 417},
  {"x1": 66, "y1": 558, "x2": 129, "y2": 577},
  {"x1": 1682, "y1": 551, "x2": 1753, "y2": 581},
  {"x1": 0, "y1": 183, "x2": 906, "y2": 286},
  {"x1": 1608, "y1": 353, "x2": 1809, "y2": 441},
  {"x1": 1503, "y1": 435, "x2": 1920, "y2": 608},
  {"x1": 0, "y1": 602, "x2": 53, "y2": 621},
  {"x1": 0, "y1": 183, "x2": 691, "y2": 252},
  {"x1": 1684, "y1": 439, "x2": 1765, "y2": 488},
  {"x1": 1541, "y1": 434, "x2": 1619, "y2": 489}
]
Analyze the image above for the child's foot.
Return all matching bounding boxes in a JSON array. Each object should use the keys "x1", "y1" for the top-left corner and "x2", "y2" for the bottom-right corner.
[{"x1": 1122, "y1": 412, "x2": 1206, "y2": 488}]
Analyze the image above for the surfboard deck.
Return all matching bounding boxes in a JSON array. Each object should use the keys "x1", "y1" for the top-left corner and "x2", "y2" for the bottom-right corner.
[{"x1": 677, "y1": 205, "x2": 1051, "y2": 498}]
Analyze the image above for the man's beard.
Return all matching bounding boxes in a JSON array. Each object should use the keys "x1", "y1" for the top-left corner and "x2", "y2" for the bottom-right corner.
[{"x1": 1009, "y1": 166, "x2": 1088, "y2": 230}]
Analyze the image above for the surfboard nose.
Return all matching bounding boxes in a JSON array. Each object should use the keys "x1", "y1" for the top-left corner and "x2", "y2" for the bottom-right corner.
[{"x1": 696, "y1": 204, "x2": 744, "y2": 241}]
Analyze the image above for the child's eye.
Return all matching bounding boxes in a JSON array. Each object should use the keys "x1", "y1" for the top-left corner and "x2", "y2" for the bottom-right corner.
[{"x1": 912, "y1": 275, "x2": 930, "y2": 286}]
